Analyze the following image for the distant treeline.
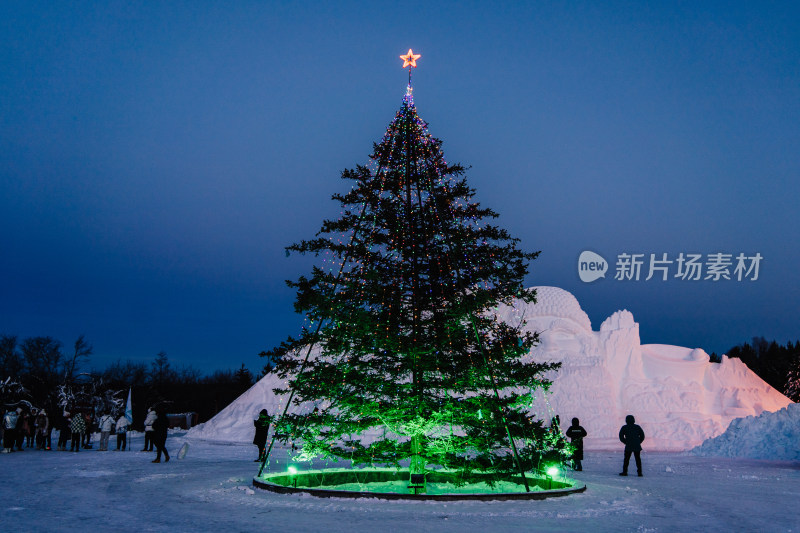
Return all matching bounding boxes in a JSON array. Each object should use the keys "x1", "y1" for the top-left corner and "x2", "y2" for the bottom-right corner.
[
  {"x1": 720, "y1": 337, "x2": 800, "y2": 402},
  {"x1": 6, "y1": 332, "x2": 796, "y2": 427},
  {"x1": 0, "y1": 334, "x2": 269, "y2": 427}
]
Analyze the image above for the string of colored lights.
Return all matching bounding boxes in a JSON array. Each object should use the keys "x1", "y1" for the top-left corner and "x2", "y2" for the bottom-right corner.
[{"x1": 262, "y1": 52, "x2": 573, "y2": 487}]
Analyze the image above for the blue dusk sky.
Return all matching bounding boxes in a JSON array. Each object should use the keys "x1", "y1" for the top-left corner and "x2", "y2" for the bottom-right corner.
[{"x1": 2, "y1": 1, "x2": 799, "y2": 374}]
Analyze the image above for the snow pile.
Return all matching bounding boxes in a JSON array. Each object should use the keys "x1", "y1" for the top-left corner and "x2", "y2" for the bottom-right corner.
[
  {"x1": 187, "y1": 373, "x2": 312, "y2": 441},
  {"x1": 188, "y1": 286, "x2": 791, "y2": 451},
  {"x1": 690, "y1": 402, "x2": 800, "y2": 460}
]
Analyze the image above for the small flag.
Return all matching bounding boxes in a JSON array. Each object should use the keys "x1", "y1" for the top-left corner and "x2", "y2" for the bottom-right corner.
[{"x1": 125, "y1": 388, "x2": 133, "y2": 425}]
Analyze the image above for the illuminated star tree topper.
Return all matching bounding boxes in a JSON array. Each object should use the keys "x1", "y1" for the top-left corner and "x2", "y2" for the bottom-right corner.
[{"x1": 400, "y1": 48, "x2": 421, "y2": 94}]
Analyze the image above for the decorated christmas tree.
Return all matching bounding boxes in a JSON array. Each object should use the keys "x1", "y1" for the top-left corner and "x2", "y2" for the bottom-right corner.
[{"x1": 263, "y1": 51, "x2": 569, "y2": 490}]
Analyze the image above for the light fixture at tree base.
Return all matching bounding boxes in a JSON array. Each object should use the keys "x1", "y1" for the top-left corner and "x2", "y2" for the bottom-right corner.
[{"x1": 253, "y1": 467, "x2": 585, "y2": 501}]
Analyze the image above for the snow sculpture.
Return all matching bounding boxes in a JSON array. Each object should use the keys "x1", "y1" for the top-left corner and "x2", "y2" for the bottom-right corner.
[
  {"x1": 500, "y1": 286, "x2": 791, "y2": 450},
  {"x1": 190, "y1": 286, "x2": 791, "y2": 451}
]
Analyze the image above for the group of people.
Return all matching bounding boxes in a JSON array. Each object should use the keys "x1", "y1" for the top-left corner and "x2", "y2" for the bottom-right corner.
[
  {"x1": 1, "y1": 407, "x2": 54, "y2": 452},
  {"x1": 9, "y1": 401, "x2": 644, "y2": 476},
  {"x1": 1, "y1": 405, "x2": 172, "y2": 463},
  {"x1": 53, "y1": 409, "x2": 131, "y2": 452},
  {"x1": 564, "y1": 414, "x2": 646, "y2": 477}
]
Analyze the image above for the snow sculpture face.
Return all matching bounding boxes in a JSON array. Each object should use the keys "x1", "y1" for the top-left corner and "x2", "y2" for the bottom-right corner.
[
  {"x1": 513, "y1": 287, "x2": 596, "y2": 362},
  {"x1": 537, "y1": 318, "x2": 589, "y2": 355},
  {"x1": 508, "y1": 287, "x2": 621, "y2": 443}
]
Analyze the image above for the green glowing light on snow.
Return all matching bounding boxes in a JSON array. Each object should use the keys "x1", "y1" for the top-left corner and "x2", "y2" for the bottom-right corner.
[
  {"x1": 546, "y1": 466, "x2": 559, "y2": 477},
  {"x1": 288, "y1": 466, "x2": 298, "y2": 475}
]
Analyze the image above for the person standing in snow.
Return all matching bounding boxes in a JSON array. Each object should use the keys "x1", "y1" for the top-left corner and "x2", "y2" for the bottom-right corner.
[
  {"x1": 619, "y1": 414, "x2": 645, "y2": 477},
  {"x1": 549, "y1": 415, "x2": 561, "y2": 434},
  {"x1": 35, "y1": 410, "x2": 50, "y2": 450},
  {"x1": 2, "y1": 408, "x2": 20, "y2": 453},
  {"x1": 115, "y1": 414, "x2": 128, "y2": 451},
  {"x1": 252, "y1": 409, "x2": 271, "y2": 462},
  {"x1": 151, "y1": 407, "x2": 170, "y2": 463},
  {"x1": 26, "y1": 409, "x2": 38, "y2": 448},
  {"x1": 57, "y1": 411, "x2": 72, "y2": 451},
  {"x1": 565, "y1": 417, "x2": 588, "y2": 471},
  {"x1": 97, "y1": 412, "x2": 115, "y2": 451},
  {"x1": 17, "y1": 409, "x2": 30, "y2": 450},
  {"x1": 82, "y1": 411, "x2": 94, "y2": 449},
  {"x1": 141, "y1": 407, "x2": 157, "y2": 452},
  {"x1": 70, "y1": 409, "x2": 86, "y2": 452},
  {"x1": 13, "y1": 408, "x2": 25, "y2": 451}
]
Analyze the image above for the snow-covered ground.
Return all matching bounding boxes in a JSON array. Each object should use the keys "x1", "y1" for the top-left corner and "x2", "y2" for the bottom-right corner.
[{"x1": 1, "y1": 431, "x2": 798, "y2": 532}]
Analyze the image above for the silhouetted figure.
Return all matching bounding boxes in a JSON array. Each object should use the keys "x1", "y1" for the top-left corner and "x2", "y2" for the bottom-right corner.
[
  {"x1": 21, "y1": 411, "x2": 33, "y2": 448},
  {"x1": 57, "y1": 411, "x2": 72, "y2": 451},
  {"x1": 35, "y1": 410, "x2": 50, "y2": 450},
  {"x1": 252, "y1": 409, "x2": 271, "y2": 462},
  {"x1": 619, "y1": 414, "x2": 645, "y2": 477},
  {"x1": 565, "y1": 417, "x2": 588, "y2": 471},
  {"x1": 81, "y1": 411, "x2": 93, "y2": 449},
  {"x1": 550, "y1": 415, "x2": 561, "y2": 433},
  {"x1": 151, "y1": 407, "x2": 170, "y2": 463}
]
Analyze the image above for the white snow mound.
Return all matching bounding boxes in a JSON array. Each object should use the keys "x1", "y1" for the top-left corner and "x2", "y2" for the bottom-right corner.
[
  {"x1": 690, "y1": 403, "x2": 800, "y2": 461},
  {"x1": 187, "y1": 373, "x2": 313, "y2": 442},
  {"x1": 188, "y1": 286, "x2": 792, "y2": 451}
]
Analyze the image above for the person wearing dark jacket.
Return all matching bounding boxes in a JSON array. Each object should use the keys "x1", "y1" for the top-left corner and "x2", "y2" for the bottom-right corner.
[
  {"x1": 57, "y1": 411, "x2": 72, "y2": 451},
  {"x1": 24, "y1": 411, "x2": 36, "y2": 448},
  {"x1": 82, "y1": 411, "x2": 94, "y2": 449},
  {"x1": 252, "y1": 409, "x2": 271, "y2": 462},
  {"x1": 619, "y1": 414, "x2": 645, "y2": 476},
  {"x1": 17, "y1": 410, "x2": 30, "y2": 450},
  {"x1": 151, "y1": 407, "x2": 170, "y2": 463},
  {"x1": 565, "y1": 417, "x2": 588, "y2": 471},
  {"x1": 35, "y1": 410, "x2": 50, "y2": 450}
]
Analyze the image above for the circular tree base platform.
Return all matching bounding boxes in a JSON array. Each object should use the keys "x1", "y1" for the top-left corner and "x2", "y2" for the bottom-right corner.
[{"x1": 253, "y1": 467, "x2": 586, "y2": 501}]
